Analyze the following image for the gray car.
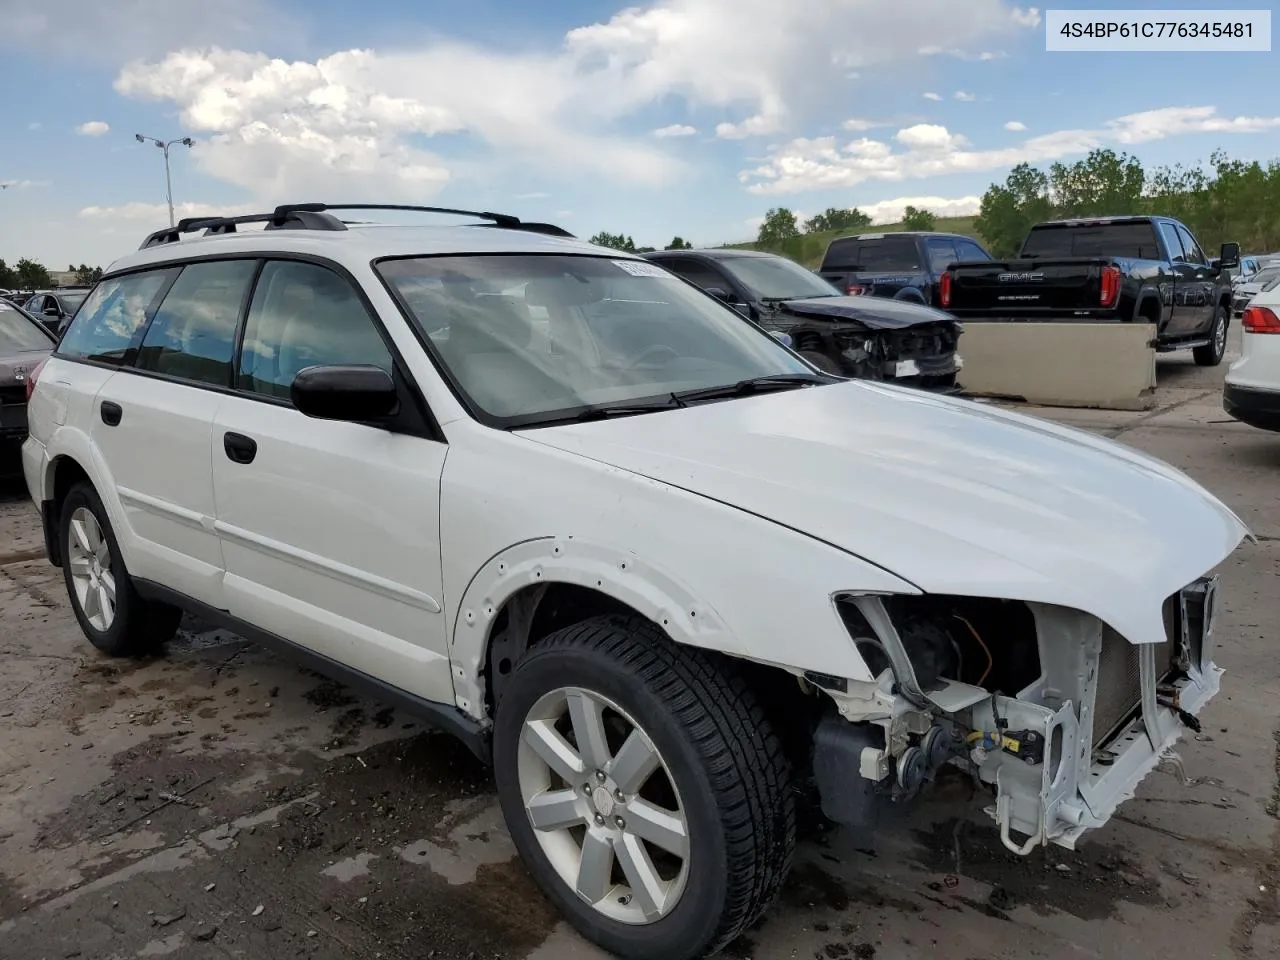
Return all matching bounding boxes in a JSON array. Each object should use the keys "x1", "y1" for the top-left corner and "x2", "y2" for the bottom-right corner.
[{"x1": 0, "y1": 299, "x2": 56, "y2": 473}]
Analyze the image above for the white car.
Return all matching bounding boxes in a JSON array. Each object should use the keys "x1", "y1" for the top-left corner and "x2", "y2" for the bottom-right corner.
[
  {"x1": 22, "y1": 204, "x2": 1247, "y2": 960},
  {"x1": 1225, "y1": 283, "x2": 1280, "y2": 432}
]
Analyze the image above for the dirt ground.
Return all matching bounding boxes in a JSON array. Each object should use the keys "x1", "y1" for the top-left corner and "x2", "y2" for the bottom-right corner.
[{"x1": 1, "y1": 335, "x2": 1278, "y2": 960}]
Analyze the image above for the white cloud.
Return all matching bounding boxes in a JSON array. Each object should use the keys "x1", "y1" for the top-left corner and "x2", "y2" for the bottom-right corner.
[
  {"x1": 1011, "y1": 6, "x2": 1041, "y2": 28},
  {"x1": 954, "y1": 91, "x2": 976, "y2": 102},
  {"x1": 842, "y1": 118, "x2": 881, "y2": 131},
  {"x1": 742, "y1": 105, "x2": 1280, "y2": 195},
  {"x1": 76, "y1": 120, "x2": 110, "y2": 136},
  {"x1": 110, "y1": 0, "x2": 1034, "y2": 198},
  {"x1": 653, "y1": 123, "x2": 697, "y2": 138},
  {"x1": 79, "y1": 201, "x2": 258, "y2": 222},
  {"x1": 1004, "y1": 120, "x2": 1027, "y2": 131},
  {"x1": 979, "y1": 51, "x2": 1003, "y2": 60},
  {"x1": 858, "y1": 194, "x2": 982, "y2": 223},
  {"x1": 26, "y1": 121, "x2": 41, "y2": 131},
  {"x1": 923, "y1": 92, "x2": 943, "y2": 101},
  {"x1": 514, "y1": 191, "x2": 551, "y2": 200},
  {"x1": 1, "y1": 179, "x2": 48, "y2": 189}
]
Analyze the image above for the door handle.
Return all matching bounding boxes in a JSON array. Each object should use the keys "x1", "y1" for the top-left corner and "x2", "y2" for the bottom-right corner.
[
  {"x1": 223, "y1": 432, "x2": 258, "y2": 465},
  {"x1": 100, "y1": 401, "x2": 122, "y2": 426}
]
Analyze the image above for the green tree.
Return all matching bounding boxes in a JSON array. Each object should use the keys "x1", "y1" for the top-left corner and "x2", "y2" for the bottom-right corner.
[
  {"x1": 1049, "y1": 148, "x2": 1145, "y2": 218},
  {"x1": 756, "y1": 208, "x2": 800, "y2": 247},
  {"x1": 14, "y1": 258, "x2": 51, "y2": 289},
  {"x1": 975, "y1": 163, "x2": 1054, "y2": 257},
  {"x1": 664, "y1": 236, "x2": 693, "y2": 250},
  {"x1": 900, "y1": 206, "x2": 937, "y2": 231},
  {"x1": 75, "y1": 264, "x2": 103, "y2": 285},
  {"x1": 0, "y1": 259, "x2": 16, "y2": 289},
  {"x1": 588, "y1": 231, "x2": 638, "y2": 252},
  {"x1": 803, "y1": 207, "x2": 872, "y2": 234}
]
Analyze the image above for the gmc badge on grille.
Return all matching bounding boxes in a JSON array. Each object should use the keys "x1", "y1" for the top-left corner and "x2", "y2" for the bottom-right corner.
[{"x1": 998, "y1": 272, "x2": 1045, "y2": 282}]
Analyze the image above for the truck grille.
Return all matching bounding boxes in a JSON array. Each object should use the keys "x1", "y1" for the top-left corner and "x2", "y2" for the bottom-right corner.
[{"x1": 1093, "y1": 598, "x2": 1179, "y2": 748}]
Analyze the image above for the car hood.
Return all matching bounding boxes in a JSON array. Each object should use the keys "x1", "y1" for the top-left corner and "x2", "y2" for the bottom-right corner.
[
  {"x1": 779, "y1": 296, "x2": 953, "y2": 329},
  {"x1": 522, "y1": 381, "x2": 1248, "y2": 647}
]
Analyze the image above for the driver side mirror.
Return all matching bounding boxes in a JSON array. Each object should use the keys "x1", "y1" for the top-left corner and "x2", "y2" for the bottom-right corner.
[
  {"x1": 1218, "y1": 242, "x2": 1240, "y2": 270},
  {"x1": 704, "y1": 286, "x2": 733, "y2": 302},
  {"x1": 43, "y1": 305, "x2": 60, "y2": 317},
  {"x1": 291, "y1": 364, "x2": 399, "y2": 422}
]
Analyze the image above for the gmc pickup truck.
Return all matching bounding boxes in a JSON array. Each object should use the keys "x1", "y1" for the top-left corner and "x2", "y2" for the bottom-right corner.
[{"x1": 940, "y1": 216, "x2": 1240, "y2": 365}]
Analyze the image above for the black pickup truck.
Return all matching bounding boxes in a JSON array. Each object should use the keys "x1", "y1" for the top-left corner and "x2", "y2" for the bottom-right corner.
[
  {"x1": 940, "y1": 216, "x2": 1240, "y2": 365},
  {"x1": 816, "y1": 231, "x2": 994, "y2": 305}
]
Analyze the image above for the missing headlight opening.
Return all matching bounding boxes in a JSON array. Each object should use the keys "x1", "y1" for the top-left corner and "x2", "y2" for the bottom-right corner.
[{"x1": 815, "y1": 581, "x2": 1220, "y2": 856}]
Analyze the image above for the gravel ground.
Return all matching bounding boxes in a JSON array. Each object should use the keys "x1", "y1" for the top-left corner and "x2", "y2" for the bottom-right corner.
[{"x1": 1, "y1": 335, "x2": 1277, "y2": 960}]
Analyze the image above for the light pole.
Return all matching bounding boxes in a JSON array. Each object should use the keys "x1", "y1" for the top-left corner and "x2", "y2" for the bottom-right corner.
[{"x1": 134, "y1": 134, "x2": 194, "y2": 227}]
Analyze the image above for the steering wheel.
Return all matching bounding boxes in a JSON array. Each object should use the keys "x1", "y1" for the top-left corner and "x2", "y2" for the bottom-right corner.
[{"x1": 625, "y1": 344, "x2": 681, "y2": 369}]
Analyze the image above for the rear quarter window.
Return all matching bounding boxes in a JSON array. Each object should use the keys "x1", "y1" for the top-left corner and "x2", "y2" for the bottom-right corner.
[{"x1": 57, "y1": 270, "x2": 176, "y2": 366}]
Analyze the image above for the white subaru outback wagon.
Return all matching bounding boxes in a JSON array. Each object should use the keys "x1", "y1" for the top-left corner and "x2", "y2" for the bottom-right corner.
[{"x1": 23, "y1": 204, "x2": 1247, "y2": 960}]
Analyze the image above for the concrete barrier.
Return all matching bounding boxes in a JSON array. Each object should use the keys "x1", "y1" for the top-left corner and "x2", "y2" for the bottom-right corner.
[{"x1": 956, "y1": 321, "x2": 1157, "y2": 411}]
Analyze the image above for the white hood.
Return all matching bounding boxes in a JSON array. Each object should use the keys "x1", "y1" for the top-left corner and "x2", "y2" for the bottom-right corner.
[{"x1": 523, "y1": 381, "x2": 1248, "y2": 647}]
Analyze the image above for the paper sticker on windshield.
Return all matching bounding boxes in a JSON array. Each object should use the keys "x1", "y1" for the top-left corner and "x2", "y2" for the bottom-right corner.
[{"x1": 612, "y1": 260, "x2": 669, "y2": 278}]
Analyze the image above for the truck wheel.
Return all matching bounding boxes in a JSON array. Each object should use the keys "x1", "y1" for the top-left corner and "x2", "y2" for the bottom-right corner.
[
  {"x1": 798, "y1": 349, "x2": 841, "y2": 375},
  {"x1": 59, "y1": 482, "x2": 182, "y2": 657},
  {"x1": 493, "y1": 615, "x2": 795, "y2": 960},
  {"x1": 1194, "y1": 306, "x2": 1229, "y2": 366}
]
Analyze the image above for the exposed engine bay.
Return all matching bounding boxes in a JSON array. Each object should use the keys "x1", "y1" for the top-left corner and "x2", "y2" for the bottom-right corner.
[
  {"x1": 806, "y1": 581, "x2": 1220, "y2": 855},
  {"x1": 757, "y1": 297, "x2": 962, "y2": 392}
]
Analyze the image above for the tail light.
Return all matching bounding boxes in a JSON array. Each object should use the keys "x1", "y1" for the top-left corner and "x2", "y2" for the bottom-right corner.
[
  {"x1": 1242, "y1": 305, "x2": 1280, "y2": 334},
  {"x1": 24, "y1": 358, "x2": 48, "y2": 402},
  {"x1": 939, "y1": 270, "x2": 953, "y2": 308},
  {"x1": 846, "y1": 283, "x2": 865, "y2": 295},
  {"x1": 1100, "y1": 265, "x2": 1121, "y2": 307}
]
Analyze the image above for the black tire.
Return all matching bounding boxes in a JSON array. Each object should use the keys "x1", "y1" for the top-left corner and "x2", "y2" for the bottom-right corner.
[
  {"x1": 59, "y1": 482, "x2": 182, "y2": 657},
  {"x1": 1194, "y1": 305, "x2": 1229, "y2": 366},
  {"x1": 798, "y1": 349, "x2": 841, "y2": 375},
  {"x1": 493, "y1": 615, "x2": 795, "y2": 960}
]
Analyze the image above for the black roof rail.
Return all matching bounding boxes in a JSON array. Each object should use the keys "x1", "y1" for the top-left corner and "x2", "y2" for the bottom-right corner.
[
  {"x1": 274, "y1": 203, "x2": 575, "y2": 237},
  {"x1": 138, "y1": 208, "x2": 347, "y2": 249},
  {"x1": 139, "y1": 202, "x2": 574, "y2": 250}
]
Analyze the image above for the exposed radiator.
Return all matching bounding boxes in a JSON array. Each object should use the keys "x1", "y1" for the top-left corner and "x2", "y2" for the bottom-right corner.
[{"x1": 1093, "y1": 617, "x2": 1178, "y2": 748}]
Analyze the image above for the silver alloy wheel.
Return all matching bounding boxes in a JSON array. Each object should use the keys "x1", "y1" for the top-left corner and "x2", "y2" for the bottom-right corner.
[
  {"x1": 1216, "y1": 312, "x2": 1228, "y2": 354},
  {"x1": 67, "y1": 506, "x2": 116, "y2": 631},
  {"x1": 517, "y1": 686, "x2": 690, "y2": 925}
]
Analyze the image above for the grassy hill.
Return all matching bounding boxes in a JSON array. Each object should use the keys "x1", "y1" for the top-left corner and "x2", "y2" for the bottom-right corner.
[{"x1": 726, "y1": 215, "x2": 986, "y2": 268}]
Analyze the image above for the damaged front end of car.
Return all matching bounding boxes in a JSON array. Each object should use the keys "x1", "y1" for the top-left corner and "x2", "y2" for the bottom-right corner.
[{"x1": 807, "y1": 580, "x2": 1221, "y2": 854}]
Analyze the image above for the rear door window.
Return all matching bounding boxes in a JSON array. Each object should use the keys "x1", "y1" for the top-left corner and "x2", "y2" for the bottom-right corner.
[
  {"x1": 1158, "y1": 222, "x2": 1187, "y2": 261},
  {"x1": 135, "y1": 260, "x2": 258, "y2": 387},
  {"x1": 1175, "y1": 225, "x2": 1206, "y2": 265},
  {"x1": 57, "y1": 270, "x2": 176, "y2": 366},
  {"x1": 924, "y1": 238, "x2": 958, "y2": 273}
]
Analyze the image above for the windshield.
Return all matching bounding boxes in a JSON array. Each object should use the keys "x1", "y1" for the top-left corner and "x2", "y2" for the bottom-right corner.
[
  {"x1": 377, "y1": 254, "x2": 814, "y2": 426},
  {"x1": 1250, "y1": 266, "x2": 1280, "y2": 287},
  {"x1": 0, "y1": 303, "x2": 52, "y2": 352},
  {"x1": 718, "y1": 256, "x2": 840, "y2": 301},
  {"x1": 57, "y1": 291, "x2": 88, "y2": 312}
]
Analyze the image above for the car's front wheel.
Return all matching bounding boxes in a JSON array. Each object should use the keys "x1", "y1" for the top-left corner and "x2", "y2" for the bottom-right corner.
[
  {"x1": 1194, "y1": 305, "x2": 1229, "y2": 366},
  {"x1": 59, "y1": 482, "x2": 182, "y2": 657},
  {"x1": 493, "y1": 615, "x2": 795, "y2": 960}
]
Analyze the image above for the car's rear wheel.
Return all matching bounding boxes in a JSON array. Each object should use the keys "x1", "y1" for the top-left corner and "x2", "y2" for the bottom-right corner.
[
  {"x1": 60, "y1": 482, "x2": 182, "y2": 657},
  {"x1": 1194, "y1": 305, "x2": 1229, "y2": 366},
  {"x1": 493, "y1": 615, "x2": 795, "y2": 960}
]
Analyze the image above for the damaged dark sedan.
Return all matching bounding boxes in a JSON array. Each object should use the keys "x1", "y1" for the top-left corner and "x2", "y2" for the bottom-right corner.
[{"x1": 642, "y1": 248, "x2": 962, "y2": 391}]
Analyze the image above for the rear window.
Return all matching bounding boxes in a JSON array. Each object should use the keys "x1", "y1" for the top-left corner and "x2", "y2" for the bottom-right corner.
[
  {"x1": 0, "y1": 303, "x2": 52, "y2": 352},
  {"x1": 822, "y1": 235, "x2": 921, "y2": 272},
  {"x1": 1020, "y1": 222, "x2": 1161, "y2": 259}
]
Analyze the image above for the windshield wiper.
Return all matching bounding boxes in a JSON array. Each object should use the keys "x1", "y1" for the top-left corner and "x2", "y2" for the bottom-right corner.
[
  {"x1": 673, "y1": 373, "x2": 827, "y2": 404},
  {"x1": 759, "y1": 294, "x2": 833, "y2": 303},
  {"x1": 510, "y1": 394, "x2": 686, "y2": 429}
]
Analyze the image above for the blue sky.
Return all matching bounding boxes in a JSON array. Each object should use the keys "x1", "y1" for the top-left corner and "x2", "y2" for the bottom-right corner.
[{"x1": 1, "y1": 0, "x2": 1278, "y2": 268}]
